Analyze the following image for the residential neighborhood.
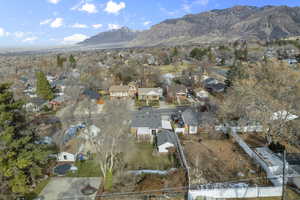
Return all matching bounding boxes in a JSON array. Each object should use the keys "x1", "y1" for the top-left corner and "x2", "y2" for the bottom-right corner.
[{"x1": 1, "y1": 3, "x2": 300, "y2": 200}]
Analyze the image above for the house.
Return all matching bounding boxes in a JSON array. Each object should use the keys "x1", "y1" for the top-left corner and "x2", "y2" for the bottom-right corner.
[
  {"x1": 181, "y1": 108, "x2": 216, "y2": 135},
  {"x1": 131, "y1": 108, "x2": 162, "y2": 143},
  {"x1": 49, "y1": 96, "x2": 68, "y2": 109},
  {"x1": 167, "y1": 84, "x2": 187, "y2": 103},
  {"x1": 109, "y1": 85, "x2": 131, "y2": 99},
  {"x1": 181, "y1": 108, "x2": 201, "y2": 134},
  {"x1": 24, "y1": 98, "x2": 48, "y2": 112},
  {"x1": 206, "y1": 83, "x2": 226, "y2": 93},
  {"x1": 57, "y1": 152, "x2": 76, "y2": 162},
  {"x1": 156, "y1": 130, "x2": 176, "y2": 153},
  {"x1": 138, "y1": 88, "x2": 163, "y2": 101},
  {"x1": 202, "y1": 76, "x2": 226, "y2": 93}
]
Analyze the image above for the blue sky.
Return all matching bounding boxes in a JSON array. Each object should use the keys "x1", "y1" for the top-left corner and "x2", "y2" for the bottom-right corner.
[{"x1": 0, "y1": 0, "x2": 300, "y2": 47}]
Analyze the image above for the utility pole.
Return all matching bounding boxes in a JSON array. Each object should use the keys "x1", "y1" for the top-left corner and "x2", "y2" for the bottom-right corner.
[{"x1": 282, "y1": 150, "x2": 286, "y2": 200}]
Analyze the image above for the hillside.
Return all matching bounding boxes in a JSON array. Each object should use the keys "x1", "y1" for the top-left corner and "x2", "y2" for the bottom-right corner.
[
  {"x1": 79, "y1": 27, "x2": 139, "y2": 46},
  {"x1": 80, "y1": 5, "x2": 300, "y2": 47}
]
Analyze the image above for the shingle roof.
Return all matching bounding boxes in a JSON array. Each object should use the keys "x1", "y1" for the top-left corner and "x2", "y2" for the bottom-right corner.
[
  {"x1": 131, "y1": 108, "x2": 162, "y2": 129},
  {"x1": 156, "y1": 130, "x2": 176, "y2": 147},
  {"x1": 182, "y1": 108, "x2": 216, "y2": 126},
  {"x1": 182, "y1": 108, "x2": 201, "y2": 126}
]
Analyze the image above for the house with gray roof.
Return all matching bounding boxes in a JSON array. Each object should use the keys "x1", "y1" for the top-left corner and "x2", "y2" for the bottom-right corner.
[
  {"x1": 156, "y1": 130, "x2": 177, "y2": 153},
  {"x1": 131, "y1": 108, "x2": 162, "y2": 143},
  {"x1": 181, "y1": 108, "x2": 216, "y2": 134}
]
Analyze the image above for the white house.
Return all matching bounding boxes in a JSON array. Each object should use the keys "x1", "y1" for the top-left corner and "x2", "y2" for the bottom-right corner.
[{"x1": 57, "y1": 152, "x2": 76, "y2": 162}]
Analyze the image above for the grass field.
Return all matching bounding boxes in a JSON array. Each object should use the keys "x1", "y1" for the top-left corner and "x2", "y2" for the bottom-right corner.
[{"x1": 127, "y1": 143, "x2": 176, "y2": 170}]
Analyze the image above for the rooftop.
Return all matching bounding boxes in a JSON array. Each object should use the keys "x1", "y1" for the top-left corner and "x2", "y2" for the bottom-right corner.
[
  {"x1": 157, "y1": 130, "x2": 177, "y2": 147},
  {"x1": 131, "y1": 108, "x2": 162, "y2": 129}
]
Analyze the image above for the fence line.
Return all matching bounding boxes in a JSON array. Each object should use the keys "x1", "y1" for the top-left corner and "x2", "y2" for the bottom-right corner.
[{"x1": 188, "y1": 186, "x2": 282, "y2": 199}]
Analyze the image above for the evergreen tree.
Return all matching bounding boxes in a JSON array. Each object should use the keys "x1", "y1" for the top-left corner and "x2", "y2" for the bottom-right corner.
[
  {"x1": 36, "y1": 71, "x2": 54, "y2": 100},
  {"x1": 0, "y1": 83, "x2": 50, "y2": 195},
  {"x1": 69, "y1": 54, "x2": 76, "y2": 69},
  {"x1": 190, "y1": 48, "x2": 209, "y2": 61}
]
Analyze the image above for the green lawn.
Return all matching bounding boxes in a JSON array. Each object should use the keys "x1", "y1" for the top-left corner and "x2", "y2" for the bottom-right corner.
[
  {"x1": 127, "y1": 144, "x2": 176, "y2": 170},
  {"x1": 66, "y1": 160, "x2": 101, "y2": 177}
]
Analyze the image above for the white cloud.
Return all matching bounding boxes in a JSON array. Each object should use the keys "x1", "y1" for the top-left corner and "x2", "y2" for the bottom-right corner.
[
  {"x1": 182, "y1": 4, "x2": 191, "y2": 12},
  {"x1": 195, "y1": 0, "x2": 209, "y2": 6},
  {"x1": 0, "y1": 28, "x2": 5, "y2": 37},
  {"x1": 92, "y1": 24, "x2": 103, "y2": 29},
  {"x1": 40, "y1": 18, "x2": 52, "y2": 25},
  {"x1": 104, "y1": 0, "x2": 126, "y2": 14},
  {"x1": 71, "y1": 23, "x2": 89, "y2": 29},
  {"x1": 143, "y1": 21, "x2": 152, "y2": 26},
  {"x1": 50, "y1": 18, "x2": 63, "y2": 28},
  {"x1": 108, "y1": 24, "x2": 121, "y2": 30},
  {"x1": 0, "y1": 28, "x2": 10, "y2": 37},
  {"x1": 63, "y1": 34, "x2": 88, "y2": 44},
  {"x1": 22, "y1": 36, "x2": 38, "y2": 43},
  {"x1": 48, "y1": 0, "x2": 61, "y2": 4},
  {"x1": 78, "y1": 3, "x2": 98, "y2": 14},
  {"x1": 14, "y1": 32, "x2": 25, "y2": 38}
]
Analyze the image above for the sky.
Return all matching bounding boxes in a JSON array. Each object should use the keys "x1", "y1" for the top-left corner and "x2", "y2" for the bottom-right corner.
[{"x1": 0, "y1": 0, "x2": 300, "y2": 47}]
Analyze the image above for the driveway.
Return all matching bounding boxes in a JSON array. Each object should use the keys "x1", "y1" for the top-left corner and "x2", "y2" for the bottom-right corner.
[{"x1": 39, "y1": 177, "x2": 101, "y2": 200}]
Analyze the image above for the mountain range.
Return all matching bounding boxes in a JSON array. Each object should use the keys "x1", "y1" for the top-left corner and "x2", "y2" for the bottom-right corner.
[{"x1": 79, "y1": 5, "x2": 300, "y2": 47}]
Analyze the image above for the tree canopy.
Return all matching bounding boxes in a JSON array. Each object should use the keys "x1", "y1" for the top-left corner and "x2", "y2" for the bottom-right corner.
[
  {"x1": 36, "y1": 71, "x2": 54, "y2": 100},
  {"x1": 221, "y1": 60, "x2": 300, "y2": 144},
  {"x1": 0, "y1": 83, "x2": 50, "y2": 195}
]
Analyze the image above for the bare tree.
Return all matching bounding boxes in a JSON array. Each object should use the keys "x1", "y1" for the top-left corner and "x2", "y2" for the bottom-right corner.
[
  {"x1": 220, "y1": 59, "x2": 300, "y2": 144},
  {"x1": 88, "y1": 100, "x2": 135, "y2": 188}
]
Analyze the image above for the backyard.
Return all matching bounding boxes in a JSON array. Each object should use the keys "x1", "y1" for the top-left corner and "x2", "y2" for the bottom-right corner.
[
  {"x1": 126, "y1": 143, "x2": 178, "y2": 170},
  {"x1": 182, "y1": 135, "x2": 269, "y2": 186}
]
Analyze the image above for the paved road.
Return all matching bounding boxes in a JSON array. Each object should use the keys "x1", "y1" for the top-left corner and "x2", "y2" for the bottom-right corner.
[{"x1": 39, "y1": 177, "x2": 101, "y2": 200}]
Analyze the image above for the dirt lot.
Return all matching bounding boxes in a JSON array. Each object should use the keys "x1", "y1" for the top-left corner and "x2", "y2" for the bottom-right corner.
[
  {"x1": 98, "y1": 170, "x2": 186, "y2": 200},
  {"x1": 181, "y1": 135, "x2": 268, "y2": 185}
]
